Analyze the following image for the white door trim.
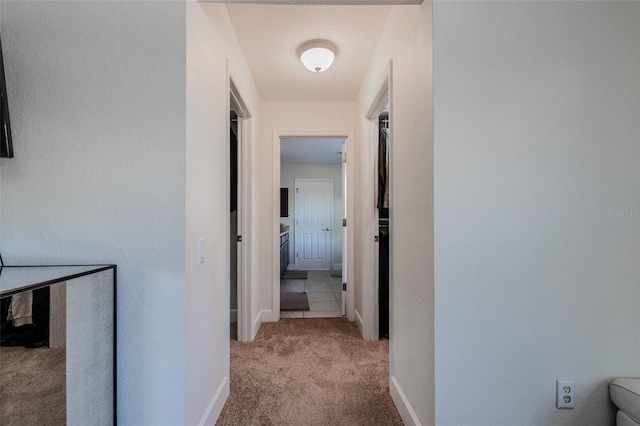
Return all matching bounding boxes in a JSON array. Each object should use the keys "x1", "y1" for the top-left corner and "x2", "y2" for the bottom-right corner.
[
  {"x1": 341, "y1": 140, "x2": 348, "y2": 316},
  {"x1": 202, "y1": 0, "x2": 423, "y2": 4},
  {"x1": 361, "y1": 60, "x2": 392, "y2": 341},
  {"x1": 228, "y1": 70, "x2": 252, "y2": 343},
  {"x1": 273, "y1": 130, "x2": 355, "y2": 322},
  {"x1": 294, "y1": 178, "x2": 333, "y2": 271}
]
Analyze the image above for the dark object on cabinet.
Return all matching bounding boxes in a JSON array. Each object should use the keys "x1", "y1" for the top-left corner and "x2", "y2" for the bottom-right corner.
[
  {"x1": 280, "y1": 188, "x2": 289, "y2": 217},
  {"x1": 280, "y1": 232, "x2": 289, "y2": 278}
]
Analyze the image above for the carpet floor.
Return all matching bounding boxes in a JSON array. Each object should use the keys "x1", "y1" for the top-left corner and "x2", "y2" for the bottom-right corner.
[{"x1": 217, "y1": 318, "x2": 403, "y2": 425}]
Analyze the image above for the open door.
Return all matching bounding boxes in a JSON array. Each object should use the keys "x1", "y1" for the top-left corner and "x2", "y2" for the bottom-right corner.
[
  {"x1": 341, "y1": 141, "x2": 347, "y2": 316},
  {"x1": 229, "y1": 77, "x2": 251, "y2": 341}
]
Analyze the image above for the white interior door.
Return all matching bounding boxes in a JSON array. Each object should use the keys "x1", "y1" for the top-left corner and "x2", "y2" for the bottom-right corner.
[
  {"x1": 295, "y1": 179, "x2": 332, "y2": 270},
  {"x1": 229, "y1": 76, "x2": 251, "y2": 342},
  {"x1": 341, "y1": 142, "x2": 347, "y2": 316}
]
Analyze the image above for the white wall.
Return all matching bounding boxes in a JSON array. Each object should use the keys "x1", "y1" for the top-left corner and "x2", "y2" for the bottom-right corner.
[
  {"x1": 185, "y1": 3, "x2": 260, "y2": 424},
  {"x1": 434, "y1": 2, "x2": 640, "y2": 425},
  {"x1": 254, "y1": 101, "x2": 355, "y2": 329},
  {"x1": 356, "y1": 2, "x2": 434, "y2": 423},
  {"x1": 281, "y1": 163, "x2": 343, "y2": 269},
  {"x1": 0, "y1": 2, "x2": 187, "y2": 424}
]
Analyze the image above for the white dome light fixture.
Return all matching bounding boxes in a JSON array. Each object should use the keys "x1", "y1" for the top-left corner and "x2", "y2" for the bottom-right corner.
[{"x1": 298, "y1": 40, "x2": 337, "y2": 73}]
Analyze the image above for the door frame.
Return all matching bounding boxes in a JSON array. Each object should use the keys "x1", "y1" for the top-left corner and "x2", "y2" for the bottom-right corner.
[
  {"x1": 294, "y1": 178, "x2": 334, "y2": 271},
  {"x1": 229, "y1": 74, "x2": 252, "y2": 342},
  {"x1": 341, "y1": 140, "x2": 347, "y2": 316},
  {"x1": 272, "y1": 130, "x2": 355, "y2": 321},
  {"x1": 361, "y1": 60, "x2": 392, "y2": 341}
]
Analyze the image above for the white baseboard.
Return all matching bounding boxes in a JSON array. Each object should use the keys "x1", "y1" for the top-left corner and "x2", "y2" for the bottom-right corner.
[
  {"x1": 252, "y1": 309, "x2": 272, "y2": 340},
  {"x1": 389, "y1": 376, "x2": 421, "y2": 426},
  {"x1": 230, "y1": 309, "x2": 237, "y2": 323},
  {"x1": 354, "y1": 309, "x2": 364, "y2": 338},
  {"x1": 259, "y1": 309, "x2": 273, "y2": 323},
  {"x1": 198, "y1": 375, "x2": 229, "y2": 426},
  {"x1": 331, "y1": 262, "x2": 342, "y2": 271}
]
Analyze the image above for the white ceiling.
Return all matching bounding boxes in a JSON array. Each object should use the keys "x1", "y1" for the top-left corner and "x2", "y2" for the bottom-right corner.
[
  {"x1": 281, "y1": 138, "x2": 344, "y2": 164},
  {"x1": 225, "y1": 4, "x2": 392, "y2": 101}
]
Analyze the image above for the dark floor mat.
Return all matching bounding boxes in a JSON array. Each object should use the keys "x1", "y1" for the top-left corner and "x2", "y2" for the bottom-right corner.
[
  {"x1": 280, "y1": 292, "x2": 310, "y2": 311},
  {"x1": 283, "y1": 270, "x2": 308, "y2": 280}
]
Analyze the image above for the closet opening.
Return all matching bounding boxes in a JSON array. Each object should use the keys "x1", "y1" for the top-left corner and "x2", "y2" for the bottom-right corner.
[
  {"x1": 377, "y1": 109, "x2": 390, "y2": 339},
  {"x1": 229, "y1": 76, "x2": 251, "y2": 342},
  {"x1": 364, "y1": 64, "x2": 391, "y2": 341},
  {"x1": 229, "y1": 108, "x2": 238, "y2": 340}
]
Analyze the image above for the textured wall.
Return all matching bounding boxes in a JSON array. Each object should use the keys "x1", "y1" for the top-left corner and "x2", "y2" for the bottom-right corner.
[
  {"x1": 356, "y1": 2, "x2": 434, "y2": 423},
  {"x1": 185, "y1": 2, "x2": 260, "y2": 423},
  {"x1": 434, "y1": 2, "x2": 640, "y2": 425},
  {"x1": 0, "y1": 2, "x2": 187, "y2": 424}
]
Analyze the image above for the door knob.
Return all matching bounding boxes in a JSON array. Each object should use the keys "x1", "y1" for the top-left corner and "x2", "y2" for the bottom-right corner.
[{"x1": 322, "y1": 228, "x2": 330, "y2": 231}]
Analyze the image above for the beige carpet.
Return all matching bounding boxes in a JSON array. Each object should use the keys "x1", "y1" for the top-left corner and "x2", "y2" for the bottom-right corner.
[
  {"x1": 218, "y1": 318, "x2": 403, "y2": 425},
  {"x1": 0, "y1": 346, "x2": 66, "y2": 426}
]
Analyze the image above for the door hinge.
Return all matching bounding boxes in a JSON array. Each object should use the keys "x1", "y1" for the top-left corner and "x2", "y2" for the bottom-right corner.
[
  {"x1": 296, "y1": 188, "x2": 299, "y2": 193},
  {"x1": 342, "y1": 218, "x2": 347, "y2": 227},
  {"x1": 342, "y1": 283, "x2": 347, "y2": 292},
  {"x1": 236, "y1": 235, "x2": 242, "y2": 242},
  {"x1": 296, "y1": 252, "x2": 298, "y2": 258},
  {"x1": 374, "y1": 236, "x2": 379, "y2": 242}
]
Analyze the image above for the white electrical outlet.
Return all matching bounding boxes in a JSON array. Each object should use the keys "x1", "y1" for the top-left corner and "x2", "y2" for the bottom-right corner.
[{"x1": 556, "y1": 380, "x2": 575, "y2": 409}]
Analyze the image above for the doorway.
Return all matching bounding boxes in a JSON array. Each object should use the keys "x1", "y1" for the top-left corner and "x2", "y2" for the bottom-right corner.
[
  {"x1": 363, "y1": 64, "x2": 392, "y2": 341},
  {"x1": 229, "y1": 109, "x2": 239, "y2": 340},
  {"x1": 274, "y1": 133, "x2": 355, "y2": 321},
  {"x1": 376, "y1": 109, "x2": 390, "y2": 339},
  {"x1": 229, "y1": 77, "x2": 251, "y2": 342}
]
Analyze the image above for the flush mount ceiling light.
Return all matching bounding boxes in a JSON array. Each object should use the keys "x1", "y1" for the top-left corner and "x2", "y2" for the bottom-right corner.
[{"x1": 298, "y1": 40, "x2": 338, "y2": 73}]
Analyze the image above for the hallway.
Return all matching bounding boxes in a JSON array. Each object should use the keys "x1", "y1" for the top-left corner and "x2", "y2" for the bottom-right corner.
[{"x1": 218, "y1": 318, "x2": 402, "y2": 425}]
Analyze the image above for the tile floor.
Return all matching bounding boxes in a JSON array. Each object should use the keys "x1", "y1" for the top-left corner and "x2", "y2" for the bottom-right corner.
[{"x1": 280, "y1": 270, "x2": 343, "y2": 318}]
